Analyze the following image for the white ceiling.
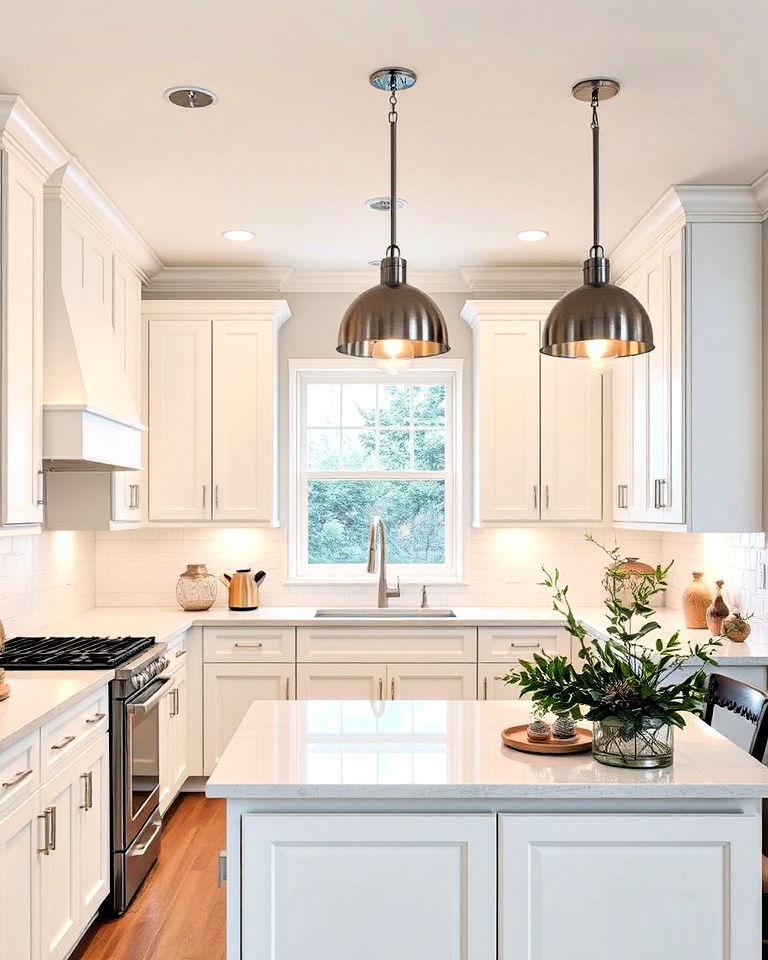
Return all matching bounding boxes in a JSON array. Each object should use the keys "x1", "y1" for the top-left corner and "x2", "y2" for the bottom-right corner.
[{"x1": 3, "y1": 0, "x2": 768, "y2": 271}]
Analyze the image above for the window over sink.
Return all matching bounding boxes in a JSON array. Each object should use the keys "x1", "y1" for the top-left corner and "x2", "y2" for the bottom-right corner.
[{"x1": 288, "y1": 360, "x2": 463, "y2": 582}]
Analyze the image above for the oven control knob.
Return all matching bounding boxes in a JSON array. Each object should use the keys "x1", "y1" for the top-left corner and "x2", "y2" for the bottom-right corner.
[{"x1": 131, "y1": 675, "x2": 140, "y2": 690}]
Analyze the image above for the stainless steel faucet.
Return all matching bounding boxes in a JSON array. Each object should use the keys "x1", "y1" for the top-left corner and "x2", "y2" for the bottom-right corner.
[{"x1": 367, "y1": 516, "x2": 400, "y2": 608}]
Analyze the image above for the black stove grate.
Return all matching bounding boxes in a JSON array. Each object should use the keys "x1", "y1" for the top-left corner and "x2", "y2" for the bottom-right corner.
[{"x1": 0, "y1": 635, "x2": 156, "y2": 669}]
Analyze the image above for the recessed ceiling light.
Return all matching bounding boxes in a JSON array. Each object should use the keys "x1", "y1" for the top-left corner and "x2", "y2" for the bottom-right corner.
[
  {"x1": 365, "y1": 197, "x2": 407, "y2": 212},
  {"x1": 223, "y1": 229, "x2": 255, "y2": 242},
  {"x1": 164, "y1": 86, "x2": 218, "y2": 109},
  {"x1": 516, "y1": 229, "x2": 549, "y2": 242}
]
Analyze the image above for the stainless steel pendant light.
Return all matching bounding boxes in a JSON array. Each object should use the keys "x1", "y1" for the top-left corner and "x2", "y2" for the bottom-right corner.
[
  {"x1": 337, "y1": 68, "x2": 450, "y2": 371},
  {"x1": 541, "y1": 79, "x2": 654, "y2": 360}
]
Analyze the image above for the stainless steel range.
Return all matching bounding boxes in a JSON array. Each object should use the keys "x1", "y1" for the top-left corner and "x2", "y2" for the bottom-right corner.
[{"x1": 0, "y1": 633, "x2": 170, "y2": 913}]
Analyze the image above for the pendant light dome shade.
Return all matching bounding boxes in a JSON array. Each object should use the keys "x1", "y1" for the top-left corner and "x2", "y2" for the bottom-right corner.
[
  {"x1": 542, "y1": 78, "x2": 654, "y2": 360},
  {"x1": 541, "y1": 258, "x2": 654, "y2": 359},
  {"x1": 337, "y1": 256, "x2": 449, "y2": 358}
]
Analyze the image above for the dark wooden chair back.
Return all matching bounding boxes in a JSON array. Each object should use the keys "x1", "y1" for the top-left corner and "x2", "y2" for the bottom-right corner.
[{"x1": 703, "y1": 673, "x2": 768, "y2": 760}]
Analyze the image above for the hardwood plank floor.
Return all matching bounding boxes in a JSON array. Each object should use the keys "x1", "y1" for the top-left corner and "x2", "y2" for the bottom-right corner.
[{"x1": 72, "y1": 794, "x2": 226, "y2": 960}]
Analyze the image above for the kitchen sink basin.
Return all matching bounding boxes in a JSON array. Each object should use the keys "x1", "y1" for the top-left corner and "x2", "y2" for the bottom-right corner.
[{"x1": 314, "y1": 607, "x2": 457, "y2": 619}]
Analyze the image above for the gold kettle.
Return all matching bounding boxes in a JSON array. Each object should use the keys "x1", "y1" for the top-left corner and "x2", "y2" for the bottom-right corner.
[{"x1": 219, "y1": 569, "x2": 266, "y2": 611}]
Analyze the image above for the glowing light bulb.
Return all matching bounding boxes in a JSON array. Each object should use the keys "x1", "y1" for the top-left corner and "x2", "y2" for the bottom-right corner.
[
  {"x1": 372, "y1": 339, "x2": 415, "y2": 376},
  {"x1": 585, "y1": 339, "x2": 611, "y2": 360}
]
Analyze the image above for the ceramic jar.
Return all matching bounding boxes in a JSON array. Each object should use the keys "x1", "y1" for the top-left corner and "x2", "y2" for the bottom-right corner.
[
  {"x1": 682, "y1": 571, "x2": 712, "y2": 629},
  {"x1": 721, "y1": 613, "x2": 751, "y2": 643},
  {"x1": 605, "y1": 557, "x2": 655, "y2": 606},
  {"x1": 176, "y1": 563, "x2": 218, "y2": 611},
  {"x1": 705, "y1": 580, "x2": 730, "y2": 636}
]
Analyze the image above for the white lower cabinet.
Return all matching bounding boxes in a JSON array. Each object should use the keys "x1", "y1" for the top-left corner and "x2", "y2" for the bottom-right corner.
[
  {"x1": 75, "y1": 735, "x2": 110, "y2": 922},
  {"x1": 296, "y1": 662, "x2": 385, "y2": 700},
  {"x1": 478, "y1": 664, "x2": 522, "y2": 700},
  {"x1": 240, "y1": 814, "x2": 496, "y2": 960},
  {"x1": 160, "y1": 656, "x2": 190, "y2": 815},
  {"x1": 0, "y1": 792, "x2": 39, "y2": 960},
  {"x1": 388, "y1": 663, "x2": 476, "y2": 700},
  {"x1": 498, "y1": 813, "x2": 757, "y2": 960},
  {"x1": 203, "y1": 663, "x2": 295, "y2": 774},
  {"x1": 296, "y1": 662, "x2": 477, "y2": 701}
]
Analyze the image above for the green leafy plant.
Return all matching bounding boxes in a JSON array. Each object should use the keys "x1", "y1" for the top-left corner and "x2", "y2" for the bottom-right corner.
[{"x1": 505, "y1": 536, "x2": 721, "y2": 736}]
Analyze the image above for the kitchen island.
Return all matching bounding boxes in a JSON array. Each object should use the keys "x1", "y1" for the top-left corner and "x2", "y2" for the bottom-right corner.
[{"x1": 207, "y1": 699, "x2": 768, "y2": 960}]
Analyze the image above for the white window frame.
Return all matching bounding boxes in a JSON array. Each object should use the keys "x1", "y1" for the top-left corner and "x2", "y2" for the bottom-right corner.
[{"x1": 288, "y1": 358, "x2": 463, "y2": 583}]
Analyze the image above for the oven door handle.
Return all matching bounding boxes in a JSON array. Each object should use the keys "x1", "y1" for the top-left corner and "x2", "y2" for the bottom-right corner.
[{"x1": 127, "y1": 677, "x2": 172, "y2": 714}]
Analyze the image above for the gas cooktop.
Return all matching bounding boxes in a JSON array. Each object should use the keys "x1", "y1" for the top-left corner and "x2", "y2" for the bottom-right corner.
[{"x1": 0, "y1": 635, "x2": 156, "y2": 669}]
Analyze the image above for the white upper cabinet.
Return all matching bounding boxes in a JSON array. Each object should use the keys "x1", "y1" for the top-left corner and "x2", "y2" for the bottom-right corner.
[
  {"x1": 611, "y1": 187, "x2": 762, "y2": 531},
  {"x1": 146, "y1": 300, "x2": 290, "y2": 524},
  {"x1": 540, "y1": 355, "x2": 603, "y2": 521},
  {"x1": 462, "y1": 300, "x2": 603, "y2": 525},
  {"x1": 148, "y1": 318, "x2": 212, "y2": 522}
]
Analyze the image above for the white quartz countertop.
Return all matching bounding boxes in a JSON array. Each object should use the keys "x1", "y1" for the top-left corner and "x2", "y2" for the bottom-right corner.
[
  {"x1": 0, "y1": 669, "x2": 113, "y2": 751},
  {"x1": 23, "y1": 605, "x2": 768, "y2": 665},
  {"x1": 205, "y1": 699, "x2": 768, "y2": 800}
]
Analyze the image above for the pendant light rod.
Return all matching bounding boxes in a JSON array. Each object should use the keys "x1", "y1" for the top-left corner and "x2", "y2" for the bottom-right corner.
[
  {"x1": 389, "y1": 79, "x2": 398, "y2": 255},
  {"x1": 591, "y1": 87, "x2": 601, "y2": 255}
]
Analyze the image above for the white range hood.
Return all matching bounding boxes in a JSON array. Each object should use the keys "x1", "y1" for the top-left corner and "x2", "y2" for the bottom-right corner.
[{"x1": 43, "y1": 162, "x2": 146, "y2": 470}]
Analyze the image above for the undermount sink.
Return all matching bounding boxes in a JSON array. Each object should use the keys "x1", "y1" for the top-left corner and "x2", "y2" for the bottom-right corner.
[{"x1": 314, "y1": 607, "x2": 457, "y2": 619}]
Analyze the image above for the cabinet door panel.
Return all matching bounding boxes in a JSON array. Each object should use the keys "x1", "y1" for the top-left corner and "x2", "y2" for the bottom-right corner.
[
  {"x1": 499, "y1": 813, "x2": 758, "y2": 960},
  {"x1": 0, "y1": 792, "x2": 39, "y2": 960},
  {"x1": 474, "y1": 319, "x2": 540, "y2": 522},
  {"x1": 40, "y1": 766, "x2": 79, "y2": 960},
  {"x1": 77, "y1": 735, "x2": 110, "y2": 919},
  {"x1": 148, "y1": 319, "x2": 212, "y2": 521},
  {"x1": 540, "y1": 355, "x2": 602, "y2": 521},
  {"x1": 388, "y1": 663, "x2": 476, "y2": 700},
  {"x1": 171, "y1": 661, "x2": 189, "y2": 797},
  {"x1": 645, "y1": 248, "x2": 671, "y2": 522},
  {"x1": 296, "y1": 663, "x2": 385, "y2": 701},
  {"x1": 2, "y1": 150, "x2": 43, "y2": 524},
  {"x1": 241, "y1": 814, "x2": 496, "y2": 960},
  {"x1": 112, "y1": 258, "x2": 143, "y2": 522},
  {"x1": 203, "y1": 663, "x2": 294, "y2": 773},
  {"x1": 212, "y1": 320, "x2": 275, "y2": 521},
  {"x1": 478, "y1": 664, "x2": 525, "y2": 701}
]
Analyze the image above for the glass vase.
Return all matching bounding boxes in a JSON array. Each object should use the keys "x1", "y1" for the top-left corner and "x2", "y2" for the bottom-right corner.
[
  {"x1": 592, "y1": 717, "x2": 673, "y2": 768},
  {"x1": 175, "y1": 563, "x2": 218, "y2": 611}
]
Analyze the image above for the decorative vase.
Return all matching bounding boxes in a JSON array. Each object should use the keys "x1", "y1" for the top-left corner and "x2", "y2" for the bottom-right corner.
[
  {"x1": 175, "y1": 564, "x2": 218, "y2": 611},
  {"x1": 705, "y1": 580, "x2": 729, "y2": 636},
  {"x1": 605, "y1": 557, "x2": 656, "y2": 606},
  {"x1": 552, "y1": 714, "x2": 577, "y2": 740},
  {"x1": 592, "y1": 717, "x2": 673, "y2": 768},
  {"x1": 721, "y1": 612, "x2": 751, "y2": 643},
  {"x1": 682, "y1": 571, "x2": 712, "y2": 629}
]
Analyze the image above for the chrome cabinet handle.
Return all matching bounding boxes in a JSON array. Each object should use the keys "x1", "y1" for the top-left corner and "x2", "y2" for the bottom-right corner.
[
  {"x1": 170, "y1": 687, "x2": 180, "y2": 717},
  {"x1": 533, "y1": 485, "x2": 538, "y2": 509},
  {"x1": 38, "y1": 809, "x2": 52, "y2": 855},
  {"x1": 80, "y1": 770, "x2": 93, "y2": 810},
  {"x1": 285, "y1": 677, "x2": 291, "y2": 700},
  {"x1": 217, "y1": 851, "x2": 227, "y2": 887},
  {"x1": 617, "y1": 483, "x2": 629, "y2": 509},
  {"x1": 215, "y1": 485, "x2": 220, "y2": 508},
  {"x1": 86, "y1": 712, "x2": 106, "y2": 724},
  {"x1": 510, "y1": 641, "x2": 540, "y2": 648},
  {"x1": 51, "y1": 734, "x2": 76, "y2": 751},
  {"x1": 545, "y1": 485, "x2": 550, "y2": 509},
  {"x1": 234, "y1": 641, "x2": 263, "y2": 648},
  {"x1": 483, "y1": 676, "x2": 488, "y2": 700},
  {"x1": 48, "y1": 805, "x2": 57, "y2": 851},
  {"x1": 128, "y1": 484, "x2": 136, "y2": 509},
  {"x1": 378, "y1": 677, "x2": 383, "y2": 700},
  {"x1": 2, "y1": 768, "x2": 33, "y2": 789},
  {"x1": 175, "y1": 648, "x2": 187, "y2": 658},
  {"x1": 36, "y1": 470, "x2": 45, "y2": 506},
  {"x1": 657, "y1": 478, "x2": 667, "y2": 508},
  {"x1": 202, "y1": 484, "x2": 207, "y2": 509},
  {"x1": 135, "y1": 484, "x2": 140, "y2": 509},
  {"x1": 390, "y1": 678, "x2": 395, "y2": 700}
]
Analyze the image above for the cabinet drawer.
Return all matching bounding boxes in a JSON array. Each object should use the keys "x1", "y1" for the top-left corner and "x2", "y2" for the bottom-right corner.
[
  {"x1": 164, "y1": 630, "x2": 190, "y2": 675},
  {"x1": 0, "y1": 728, "x2": 40, "y2": 816},
  {"x1": 203, "y1": 627, "x2": 295, "y2": 663},
  {"x1": 297, "y1": 626, "x2": 477, "y2": 663},
  {"x1": 40, "y1": 686, "x2": 109, "y2": 782},
  {"x1": 478, "y1": 626, "x2": 569, "y2": 662}
]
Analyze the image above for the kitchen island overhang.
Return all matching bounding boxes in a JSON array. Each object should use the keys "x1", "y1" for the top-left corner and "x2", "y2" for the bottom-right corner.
[{"x1": 208, "y1": 699, "x2": 768, "y2": 960}]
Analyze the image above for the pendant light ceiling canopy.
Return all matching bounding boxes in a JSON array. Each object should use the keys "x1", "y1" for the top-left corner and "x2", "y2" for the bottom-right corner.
[
  {"x1": 541, "y1": 79, "x2": 654, "y2": 360},
  {"x1": 337, "y1": 68, "x2": 450, "y2": 369}
]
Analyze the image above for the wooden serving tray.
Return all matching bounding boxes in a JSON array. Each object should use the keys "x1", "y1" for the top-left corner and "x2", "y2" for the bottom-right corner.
[{"x1": 501, "y1": 724, "x2": 592, "y2": 755}]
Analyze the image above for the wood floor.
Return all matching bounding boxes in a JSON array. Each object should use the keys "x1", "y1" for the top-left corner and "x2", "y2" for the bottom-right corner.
[{"x1": 72, "y1": 794, "x2": 226, "y2": 960}]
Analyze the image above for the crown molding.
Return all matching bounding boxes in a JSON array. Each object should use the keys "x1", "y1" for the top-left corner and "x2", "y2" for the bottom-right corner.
[
  {"x1": 460, "y1": 265, "x2": 579, "y2": 295},
  {"x1": 611, "y1": 184, "x2": 762, "y2": 279},
  {"x1": 142, "y1": 297, "x2": 291, "y2": 328},
  {"x1": 0, "y1": 95, "x2": 69, "y2": 180},
  {"x1": 460, "y1": 298, "x2": 556, "y2": 329},
  {"x1": 751, "y1": 169, "x2": 768, "y2": 219},
  {"x1": 144, "y1": 265, "x2": 294, "y2": 295}
]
